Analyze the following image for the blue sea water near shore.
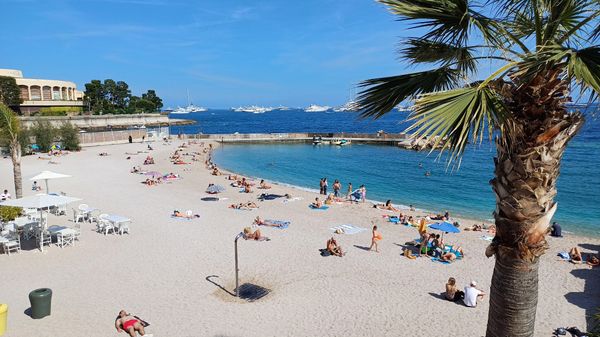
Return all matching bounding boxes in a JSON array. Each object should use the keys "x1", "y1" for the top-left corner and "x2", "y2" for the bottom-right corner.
[{"x1": 170, "y1": 108, "x2": 600, "y2": 237}]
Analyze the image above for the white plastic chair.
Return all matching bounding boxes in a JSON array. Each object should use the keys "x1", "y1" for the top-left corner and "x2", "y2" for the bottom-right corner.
[
  {"x1": 96, "y1": 214, "x2": 114, "y2": 235},
  {"x1": 38, "y1": 230, "x2": 52, "y2": 247},
  {"x1": 58, "y1": 232, "x2": 75, "y2": 248},
  {"x1": 118, "y1": 222, "x2": 130, "y2": 235},
  {"x1": 73, "y1": 209, "x2": 86, "y2": 223},
  {"x1": 4, "y1": 235, "x2": 21, "y2": 255}
]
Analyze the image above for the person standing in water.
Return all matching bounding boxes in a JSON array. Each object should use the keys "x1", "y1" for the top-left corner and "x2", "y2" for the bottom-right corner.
[
  {"x1": 333, "y1": 180, "x2": 341, "y2": 197},
  {"x1": 323, "y1": 178, "x2": 328, "y2": 195}
]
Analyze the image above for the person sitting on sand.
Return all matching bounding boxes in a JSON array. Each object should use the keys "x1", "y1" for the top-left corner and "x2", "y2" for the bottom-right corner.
[
  {"x1": 407, "y1": 216, "x2": 416, "y2": 226},
  {"x1": 417, "y1": 218, "x2": 428, "y2": 236},
  {"x1": 115, "y1": 310, "x2": 148, "y2": 337},
  {"x1": 243, "y1": 227, "x2": 269, "y2": 241},
  {"x1": 227, "y1": 174, "x2": 238, "y2": 181},
  {"x1": 211, "y1": 167, "x2": 221, "y2": 176},
  {"x1": 143, "y1": 156, "x2": 154, "y2": 165},
  {"x1": 445, "y1": 277, "x2": 464, "y2": 302},
  {"x1": 258, "y1": 179, "x2": 271, "y2": 189},
  {"x1": 375, "y1": 200, "x2": 399, "y2": 212},
  {"x1": 324, "y1": 193, "x2": 335, "y2": 205},
  {"x1": 463, "y1": 281, "x2": 485, "y2": 308},
  {"x1": 312, "y1": 197, "x2": 323, "y2": 209},
  {"x1": 550, "y1": 221, "x2": 562, "y2": 237},
  {"x1": 243, "y1": 183, "x2": 253, "y2": 193},
  {"x1": 369, "y1": 225, "x2": 382, "y2": 252},
  {"x1": 327, "y1": 237, "x2": 345, "y2": 257}
]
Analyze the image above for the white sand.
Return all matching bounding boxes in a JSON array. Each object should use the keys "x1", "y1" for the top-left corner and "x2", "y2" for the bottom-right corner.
[{"x1": 0, "y1": 140, "x2": 598, "y2": 337}]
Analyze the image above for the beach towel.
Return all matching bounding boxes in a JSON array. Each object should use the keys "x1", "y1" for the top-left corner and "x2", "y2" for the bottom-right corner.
[
  {"x1": 330, "y1": 224, "x2": 367, "y2": 235},
  {"x1": 283, "y1": 197, "x2": 303, "y2": 203},
  {"x1": 258, "y1": 194, "x2": 284, "y2": 201},
  {"x1": 319, "y1": 249, "x2": 332, "y2": 257},
  {"x1": 558, "y1": 252, "x2": 571, "y2": 261},
  {"x1": 431, "y1": 257, "x2": 451, "y2": 264},
  {"x1": 481, "y1": 235, "x2": 494, "y2": 241},
  {"x1": 388, "y1": 217, "x2": 400, "y2": 224},
  {"x1": 264, "y1": 220, "x2": 290, "y2": 229},
  {"x1": 309, "y1": 205, "x2": 329, "y2": 210}
]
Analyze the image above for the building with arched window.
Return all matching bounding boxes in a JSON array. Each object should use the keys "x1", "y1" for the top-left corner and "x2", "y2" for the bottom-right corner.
[{"x1": 0, "y1": 68, "x2": 84, "y2": 115}]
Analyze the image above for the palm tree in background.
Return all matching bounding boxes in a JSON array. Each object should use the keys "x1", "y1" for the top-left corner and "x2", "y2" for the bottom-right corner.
[
  {"x1": 357, "y1": 1, "x2": 599, "y2": 336},
  {"x1": 0, "y1": 103, "x2": 23, "y2": 198}
]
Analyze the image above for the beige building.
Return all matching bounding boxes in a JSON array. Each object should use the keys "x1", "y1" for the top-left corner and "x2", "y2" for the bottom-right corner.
[{"x1": 0, "y1": 68, "x2": 85, "y2": 115}]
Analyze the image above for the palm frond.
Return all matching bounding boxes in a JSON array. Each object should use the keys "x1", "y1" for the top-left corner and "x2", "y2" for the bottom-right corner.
[
  {"x1": 401, "y1": 38, "x2": 477, "y2": 73},
  {"x1": 566, "y1": 46, "x2": 600, "y2": 99},
  {"x1": 406, "y1": 86, "x2": 507, "y2": 165},
  {"x1": 378, "y1": 0, "x2": 470, "y2": 44},
  {"x1": 357, "y1": 68, "x2": 461, "y2": 119},
  {"x1": 543, "y1": 0, "x2": 593, "y2": 43}
]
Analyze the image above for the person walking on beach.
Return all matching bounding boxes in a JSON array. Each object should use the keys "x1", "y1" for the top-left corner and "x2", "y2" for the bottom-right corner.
[
  {"x1": 369, "y1": 225, "x2": 382, "y2": 252},
  {"x1": 346, "y1": 182, "x2": 353, "y2": 200},
  {"x1": 333, "y1": 180, "x2": 341, "y2": 197},
  {"x1": 323, "y1": 178, "x2": 328, "y2": 195},
  {"x1": 319, "y1": 178, "x2": 325, "y2": 195}
]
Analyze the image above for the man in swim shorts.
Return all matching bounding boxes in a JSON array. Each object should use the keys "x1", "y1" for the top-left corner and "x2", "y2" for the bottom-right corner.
[{"x1": 115, "y1": 310, "x2": 148, "y2": 336}]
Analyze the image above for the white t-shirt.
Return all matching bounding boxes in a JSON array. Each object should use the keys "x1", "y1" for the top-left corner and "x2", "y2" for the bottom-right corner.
[
  {"x1": 463, "y1": 286, "x2": 483, "y2": 307},
  {"x1": 0, "y1": 192, "x2": 10, "y2": 201}
]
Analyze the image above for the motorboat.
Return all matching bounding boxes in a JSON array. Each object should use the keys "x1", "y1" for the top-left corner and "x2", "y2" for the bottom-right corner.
[{"x1": 305, "y1": 104, "x2": 332, "y2": 112}]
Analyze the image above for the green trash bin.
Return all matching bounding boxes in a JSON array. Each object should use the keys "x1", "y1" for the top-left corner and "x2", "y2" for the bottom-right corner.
[{"x1": 28, "y1": 288, "x2": 52, "y2": 319}]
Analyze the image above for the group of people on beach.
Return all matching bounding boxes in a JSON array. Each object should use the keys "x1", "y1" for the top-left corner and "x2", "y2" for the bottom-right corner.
[{"x1": 317, "y1": 178, "x2": 367, "y2": 206}]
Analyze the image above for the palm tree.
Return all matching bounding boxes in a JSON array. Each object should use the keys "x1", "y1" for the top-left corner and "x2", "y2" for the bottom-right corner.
[
  {"x1": 357, "y1": 1, "x2": 599, "y2": 336},
  {"x1": 0, "y1": 103, "x2": 23, "y2": 198}
]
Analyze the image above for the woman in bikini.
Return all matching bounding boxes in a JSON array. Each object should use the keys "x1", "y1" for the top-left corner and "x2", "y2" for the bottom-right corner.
[
  {"x1": 369, "y1": 225, "x2": 382, "y2": 252},
  {"x1": 259, "y1": 179, "x2": 271, "y2": 189},
  {"x1": 327, "y1": 237, "x2": 344, "y2": 257},
  {"x1": 243, "y1": 227, "x2": 269, "y2": 241}
]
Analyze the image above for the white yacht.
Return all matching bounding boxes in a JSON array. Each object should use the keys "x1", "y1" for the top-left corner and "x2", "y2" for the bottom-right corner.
[
  {"x1": 333, "y1": 101, "x2": 359, "y2": 112},
  {"x1": 171, "y1": 90, "x2": 208, "y2": 114},
  {"x1": 232, "y1": 105, "x2": 271, "y2": 113},
  {"x1": 305, "y1": 104, "x2": 332, "y2": 112}
]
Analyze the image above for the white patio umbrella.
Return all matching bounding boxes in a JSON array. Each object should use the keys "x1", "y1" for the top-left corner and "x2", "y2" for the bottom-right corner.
[
  {"x1": 29, "y1": 171, "x2": 71, "y2": 194},
  {"x1": 1, "y1": 194, "x2": 81, "y2": 252}
]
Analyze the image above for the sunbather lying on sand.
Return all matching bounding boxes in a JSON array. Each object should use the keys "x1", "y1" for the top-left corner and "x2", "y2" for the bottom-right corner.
[
  {"x1": 324, "y1": 194, "x2": 335, "y2": 205},
  {"x1": 253, "y1": 216, "x2": 286, "y2": 228},
  {"x1": 464, "y1": 224, "x2": 484, "y2": 231},
  {"x1": 243, "y1": 227, "x2": 269, "y2": 241},
  {"x1": 327, "y1": 237, "x2": 345, "y2": 257},
  {"x1": 115, "y1": 310, "x2": 149, "y2": 337},
  {"x1": 229, "y1": 202, "x2": 259, "y2": 210},
  {"x1": 375, "y1": 200, "x2": 399, "y2": 212},
  {"x1": 429, "y1": 211, "x2": 450, "y2": 220},
  {"x1": 172, "y1": 210, "x2": 199, "y2": 219}
]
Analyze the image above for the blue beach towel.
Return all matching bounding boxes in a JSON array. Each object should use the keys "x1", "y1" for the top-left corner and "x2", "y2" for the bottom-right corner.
[
  {"x1": 558, "y1": 252, "x2": 571, "y2": 260},
  {"x1": 431, "y1": 257, "x2": 451, "y2": 264},
  {"x1": 309, "y1": 205, "x2": 329, "y2": 210},
  {"x1": 388, "y1": 217, "x2": 400, "y2": 224}
]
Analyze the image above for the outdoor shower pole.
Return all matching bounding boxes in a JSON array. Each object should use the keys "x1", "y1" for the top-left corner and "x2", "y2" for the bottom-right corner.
[{"x1": 234, "y1": 232, "x2": 244, "y2": 297}]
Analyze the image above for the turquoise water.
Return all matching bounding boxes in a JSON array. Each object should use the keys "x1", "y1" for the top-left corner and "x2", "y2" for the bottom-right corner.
[{"x1": 213, "y1": 140, "x2": 600, "y2": 237}]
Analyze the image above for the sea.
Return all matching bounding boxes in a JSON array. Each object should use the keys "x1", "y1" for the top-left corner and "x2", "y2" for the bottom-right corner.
[{"x1": 169, "y1": 108, "x2": 600, "y2": 237}]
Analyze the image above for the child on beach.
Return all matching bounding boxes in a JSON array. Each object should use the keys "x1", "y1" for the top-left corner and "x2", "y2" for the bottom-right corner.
[
  {"x1": 346, "y1": 183, "x2": 353, "y2": 200},
  {"x1": 369, "y1": 225, "x2": 382, "y2": 252}
]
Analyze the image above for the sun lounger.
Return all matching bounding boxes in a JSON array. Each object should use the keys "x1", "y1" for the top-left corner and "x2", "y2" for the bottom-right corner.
[{"x1": 330, "y1": 224, "x2": 367, "y2": 235}]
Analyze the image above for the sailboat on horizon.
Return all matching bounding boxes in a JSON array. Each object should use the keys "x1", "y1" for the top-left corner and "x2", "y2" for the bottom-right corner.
[{"x1": 171, "y1": 89, "x2": 208, "y2": 114}]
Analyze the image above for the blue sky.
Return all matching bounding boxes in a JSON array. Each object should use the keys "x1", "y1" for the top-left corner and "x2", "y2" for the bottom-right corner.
[{"x1": 0, "y1": 0, "x2": 415, "y2": 108}]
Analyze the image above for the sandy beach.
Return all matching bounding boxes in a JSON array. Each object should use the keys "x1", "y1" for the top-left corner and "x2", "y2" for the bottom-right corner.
[{"x1": 1, "y1": 140, "x2": 598, "y2": 337}]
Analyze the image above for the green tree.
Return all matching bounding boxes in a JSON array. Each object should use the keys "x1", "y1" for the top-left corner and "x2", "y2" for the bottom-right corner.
[
  {"x1": 84, "y1": 79, "x2": 104, "y2": 114},
  {"x1": 142, "y1": 89, "x2": 163, "y2": 111},
  {"x1": 357, "y1": 1, "x2": 599, "y2": 336},
  {"x1": 114, "y1": 81, "x2": 131, "y2": 110},
  {"x1": 31, "y1": 120, "x2": 56, "y2": 152},
  {"x1": 58, "y1": 122, "x2": 80, "y2": 151},
  {"x1": 0, "y1": 76, "x2": 22, "y2": 108},
  {"x1": 0, "y1": 103, "x2": 23, "y2": 198}
]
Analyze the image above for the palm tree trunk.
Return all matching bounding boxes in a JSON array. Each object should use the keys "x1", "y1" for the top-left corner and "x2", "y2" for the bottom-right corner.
[
  {"x1": 485, "y1": 72, "x2": 584, "y2": 337},
  {"x1": 11, "y1": 139, "x2": 22, "y2": 198}
]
